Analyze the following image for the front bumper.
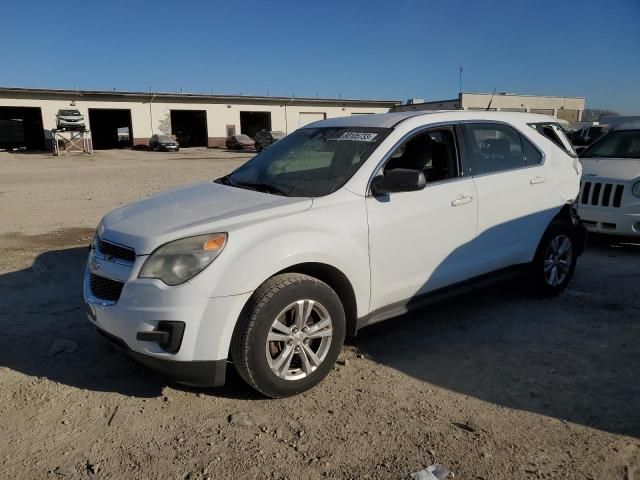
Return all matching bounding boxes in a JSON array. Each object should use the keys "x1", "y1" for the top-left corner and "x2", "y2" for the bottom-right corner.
[
  {"x1": 83, "y1": 248, "x2": 252, "y2": 386},
  {"x1": 95, "y1": 327, "x2": 227, "y2": 387},
  {"x1": 577, "y1": 206, "x2": 640, "y2": 236},
  {"x1": 57, "y1": 123, "x2": 85, "y2": 130}
]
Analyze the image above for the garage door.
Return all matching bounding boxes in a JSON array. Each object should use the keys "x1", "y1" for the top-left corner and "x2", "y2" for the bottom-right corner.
[
  {"x1": 89, "y1": 109, "x2": 133, "y2": 149},
  {"x1": 0, "y1": 106, "x2": 45, "y2": 151},
  {"x1": 298, "y1": 112, "x2": 326, "y2": 128}
]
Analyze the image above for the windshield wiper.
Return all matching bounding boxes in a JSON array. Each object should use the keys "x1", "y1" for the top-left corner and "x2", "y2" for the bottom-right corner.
[
  {"x1": 233, "y1": 181, "x2": 290, "y2": 196},
  {"x1": 215, "y1": 175, "x2": 290, "y2": 196}
]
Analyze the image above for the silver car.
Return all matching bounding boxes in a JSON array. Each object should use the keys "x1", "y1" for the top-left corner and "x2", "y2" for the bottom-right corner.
[{"x1": 56, "y1": 109, "x2": 85, "y2": 131}]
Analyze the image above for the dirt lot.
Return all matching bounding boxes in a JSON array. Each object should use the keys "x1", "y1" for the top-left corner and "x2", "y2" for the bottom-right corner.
[{"x1": 0, "y1": 149, "x2": 639, "y2": 479}]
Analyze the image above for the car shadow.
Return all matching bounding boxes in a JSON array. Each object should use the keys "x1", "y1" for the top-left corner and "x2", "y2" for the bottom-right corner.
[
  {"x1": 0, "y1": 246, "x2": 256, "y2": 400},
  {"x1": 354, "y1": 236, "x2": 640, "y2": 438}
]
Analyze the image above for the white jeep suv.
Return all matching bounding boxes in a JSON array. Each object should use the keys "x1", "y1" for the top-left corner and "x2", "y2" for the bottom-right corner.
[
  {"x1": 84, "y1": 111, "x2": 586, "y2": 397},
  {"x1": 576, "y1": 124, "x2": 640, "y2": 236}
]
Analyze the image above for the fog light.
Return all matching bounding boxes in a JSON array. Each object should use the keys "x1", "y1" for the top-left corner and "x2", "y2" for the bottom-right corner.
[
  {"x1": 136, "y1": 321, "x2": 185, "y2": 353},
  {"x1": 633, "y1": 222, "x2": 640, "y2": 233}
]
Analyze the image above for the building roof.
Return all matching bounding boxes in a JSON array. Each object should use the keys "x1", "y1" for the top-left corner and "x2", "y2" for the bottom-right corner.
[
  {"x1": 0, "y1": 86, "x2": 399, "y2": 107},
  {"x1": 461, "y1": 91, "x2": 585, "y2": 100}
]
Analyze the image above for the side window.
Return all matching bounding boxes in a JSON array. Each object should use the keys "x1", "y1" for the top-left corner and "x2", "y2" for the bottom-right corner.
[
  {"x1": 521, "y1": 134, "x2": 542, "y2": 166},
  {"x1": 384, "y1": 128, "x2": 459, "y2": 183},
  {"x1": 529, "y1": 122, "x2": 577, "y2": 157},
  {"x1": 463, "y1": 123, "x2": 532, "y2": 175}
]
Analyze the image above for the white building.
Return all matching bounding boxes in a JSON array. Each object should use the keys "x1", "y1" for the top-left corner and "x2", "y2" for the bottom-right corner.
[
  {"x1": 0, "y1": 87, "x2": 398, "y2": 150},
  {"x1": 391, "y1": 92, "x2": 585, "y2": 122}
]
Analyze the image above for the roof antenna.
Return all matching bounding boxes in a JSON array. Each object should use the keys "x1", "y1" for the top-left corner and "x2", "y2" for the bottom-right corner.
[{"x1": 486, "y1": 86, "x2": 497, "y2": 111}]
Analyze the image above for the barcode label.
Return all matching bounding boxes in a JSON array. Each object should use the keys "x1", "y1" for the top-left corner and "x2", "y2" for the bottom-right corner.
[{"x1": 337, "y1": 132, "x2": 378, "y2": 142}]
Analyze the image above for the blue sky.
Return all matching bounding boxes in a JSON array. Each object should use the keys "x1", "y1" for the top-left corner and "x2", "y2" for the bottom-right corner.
[{"x1": 2, "y1": 0, "x2": 639, "y2": 113}]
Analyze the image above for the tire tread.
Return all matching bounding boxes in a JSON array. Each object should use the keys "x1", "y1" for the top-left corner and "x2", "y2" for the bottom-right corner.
[{"x1": 231, "y1": 273, "x2": 327, "y2": 397}]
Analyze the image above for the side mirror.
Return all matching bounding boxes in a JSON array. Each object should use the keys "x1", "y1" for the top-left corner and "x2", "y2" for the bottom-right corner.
[{"x1": 370, "y1": 168, "x2": 426, "y2": 196}]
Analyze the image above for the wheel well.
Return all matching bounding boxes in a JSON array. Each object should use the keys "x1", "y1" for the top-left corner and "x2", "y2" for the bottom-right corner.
[
  {"x1": 553, "y1": 202, "x2": 575, "y2": 224},
  {"x1": 277, "y1": 263, "x2": 358, "y2": 337}
]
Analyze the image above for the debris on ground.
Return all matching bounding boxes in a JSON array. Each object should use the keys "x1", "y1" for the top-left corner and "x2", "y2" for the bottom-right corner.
[
  {"x1": 453, "y1": 420, "x2": 480, "y2": 433},
  {"x1": 410, "y1": 463, "x2": 450, "y2": 480},
  {"x1": 228, "y1": 412, "x2": 253, "y2": 427},
  {"x1": 48, "y1": 339, "x2": 79, "y2": 355},
  {"x1": 51, "y1": 466, "x2": 74, "y2": 476}
]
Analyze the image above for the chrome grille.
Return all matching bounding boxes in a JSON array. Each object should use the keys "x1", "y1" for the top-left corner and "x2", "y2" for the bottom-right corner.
[
  {"x1": 579, "y1": 181, "x2": 624, "y2": 208},
  {"x1": 90, "y1": 274, "x2": 124, "y2": 302},
  {"x1": 97, "y1": 238, "x2": 136, "y2": 263}
]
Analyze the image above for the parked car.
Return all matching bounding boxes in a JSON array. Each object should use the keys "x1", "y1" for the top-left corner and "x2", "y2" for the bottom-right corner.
[
  {"x1": 149, "y1": 134, "x2": 180, "y2": 152},
  {"x1": 571, "y1": 124, "x2": 610, "y2": 147},
  {"x1": 56, "y1": 109, "x2": 85, "y2": 131},
  {"x1": 84, "y1": 111, "x2": 585, "y2": 398},
  {"x1": 254, "y1": 130, "x2": 285, "y2": 152},
  {"x1": 226, "y1": 134, "x2": 254, "y2": 150},
  {"x1": 577, "y1": 123, "x2": 640, "y2": 236}
]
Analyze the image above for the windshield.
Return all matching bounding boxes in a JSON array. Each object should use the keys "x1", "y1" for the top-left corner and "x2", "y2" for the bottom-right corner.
[
  {"x1": 224, "y1": 127, "x2": 390, "y2": 197},
  {"x1": 59, "y1": 110, "x2": 81, "y2": 116},
  {"x1": 235, "y1": 135, "x2": 251, "y2": 141},
  {"x1": 157, "y1": 135, "x2": 174, "y2": 142},
  {"x1": 581, "y1": 130, "x2": 640, "y2": 159}
]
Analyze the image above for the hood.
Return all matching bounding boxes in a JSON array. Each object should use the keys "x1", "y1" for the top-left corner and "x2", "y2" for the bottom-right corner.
[
  {"x1": 100, "y1": 181, "x2": 312, "y2": 254},
  {"x1": 580, "y1": 158, "x2": 640, "y2": 181}
]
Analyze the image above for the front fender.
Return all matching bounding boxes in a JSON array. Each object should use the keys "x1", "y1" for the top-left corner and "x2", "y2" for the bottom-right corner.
[{"x1": 188, "y1": 197, "x2": 371, "y2": 318}]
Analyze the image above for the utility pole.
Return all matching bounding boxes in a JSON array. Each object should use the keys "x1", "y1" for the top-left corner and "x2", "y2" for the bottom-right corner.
[{"x1": 459, "y1": 65, "x2": 463, "y2": 93}]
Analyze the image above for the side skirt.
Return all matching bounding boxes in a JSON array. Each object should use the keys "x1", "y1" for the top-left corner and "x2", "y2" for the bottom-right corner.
[{"x1": 356, "y1": 264, "x2": 527, "y2": 331}]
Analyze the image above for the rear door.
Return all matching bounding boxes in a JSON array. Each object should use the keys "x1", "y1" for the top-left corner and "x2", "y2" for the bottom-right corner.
[{"x1": 461, "y1": 122, "x2": 556, "y2": 273}]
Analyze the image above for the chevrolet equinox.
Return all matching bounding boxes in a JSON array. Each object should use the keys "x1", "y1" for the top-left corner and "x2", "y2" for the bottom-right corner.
[{"x1": 85, "y1": 111, "x2": 586, "y2": 397}]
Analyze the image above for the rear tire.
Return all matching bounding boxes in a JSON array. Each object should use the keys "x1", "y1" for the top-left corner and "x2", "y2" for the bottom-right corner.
[
  {"x1": 231, "y1": 273, "x2": 345, "y2": 398},
  {"x1": 528, "y1": 219, "x2": 578, "y2": 296}
]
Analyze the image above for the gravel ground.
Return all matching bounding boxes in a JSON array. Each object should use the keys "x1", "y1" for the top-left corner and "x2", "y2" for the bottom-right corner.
[{"x1": 0, "y1": 149, "x2": 638, "y2": 479}]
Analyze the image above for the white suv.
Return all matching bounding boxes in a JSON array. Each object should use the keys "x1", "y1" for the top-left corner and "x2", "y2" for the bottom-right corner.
[
  {"x1": 56, "y1": 108, "x2": 86, "y2": 131},
  {"x1": 84, "y1": 111, "x2": 586, "y2": 397},
  {"x1": 576, "y1": 124, "x2": 640, "y2": 236}
]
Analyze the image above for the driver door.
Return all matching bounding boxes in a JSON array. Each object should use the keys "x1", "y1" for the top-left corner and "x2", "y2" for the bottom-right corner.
[{"x1": 366, "y1": 125, "x2": 479, "y2": 312}]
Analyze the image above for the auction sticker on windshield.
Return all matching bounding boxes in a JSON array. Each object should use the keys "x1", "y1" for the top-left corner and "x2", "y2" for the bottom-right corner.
[{"x1": 336, "y1": 132, "x2": 379, "y2": 142}]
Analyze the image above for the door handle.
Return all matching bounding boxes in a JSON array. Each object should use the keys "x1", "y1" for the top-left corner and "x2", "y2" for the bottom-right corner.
[
  {"x1": 530, "y1": 176, "x2": 546, "y2": 185},
  {"x1": 451, "y1": 195, "x2": 473, "y2": 206}
]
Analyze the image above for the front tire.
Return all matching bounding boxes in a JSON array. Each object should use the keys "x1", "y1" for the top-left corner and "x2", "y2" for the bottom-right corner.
[
  {"x1": 528, "y1": 219, "x2": 578, "y2": 296},
  {"x1": 231, "y1": 273, "x2": 345, "y2": 398}
]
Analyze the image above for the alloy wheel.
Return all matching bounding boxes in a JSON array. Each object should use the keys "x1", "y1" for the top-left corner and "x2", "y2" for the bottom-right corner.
[
  {"x1": 265, "y1": 299, "x2": 333, "y2": 381},
  {"x1": 543, "y1": 234, "x2": 573, "y2": 286}
]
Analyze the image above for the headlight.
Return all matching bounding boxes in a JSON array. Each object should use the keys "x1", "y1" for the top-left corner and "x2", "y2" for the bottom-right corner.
[
  {"x1": 632, "y1": 181, "x2": 640, "y2": 198},
  {"x1": 139, "y1": 233, "x2": 227, "y2": 285}
]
